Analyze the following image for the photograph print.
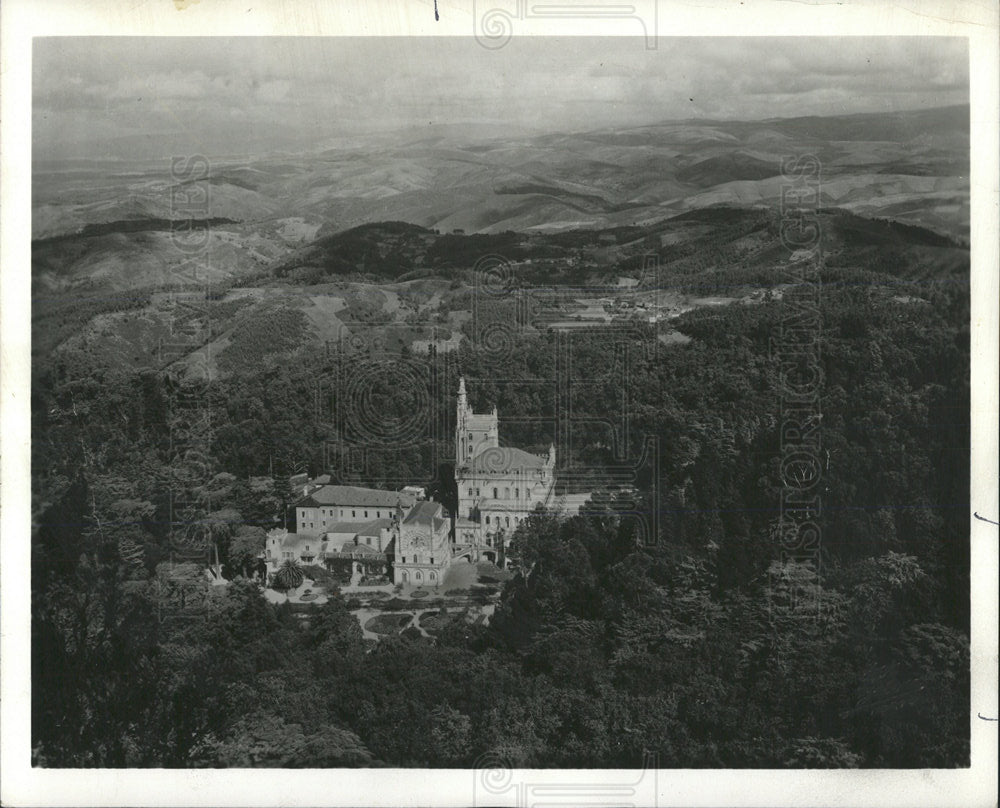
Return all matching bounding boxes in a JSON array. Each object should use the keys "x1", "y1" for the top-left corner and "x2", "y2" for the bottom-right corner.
[{"x1": 17, "y1": 23, "x2": 989, "y2": 790}]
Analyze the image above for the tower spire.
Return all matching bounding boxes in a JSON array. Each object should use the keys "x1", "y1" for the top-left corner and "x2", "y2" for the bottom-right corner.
[{"x1": 456, "y1": 377, "x2": 468, "y2": 467}]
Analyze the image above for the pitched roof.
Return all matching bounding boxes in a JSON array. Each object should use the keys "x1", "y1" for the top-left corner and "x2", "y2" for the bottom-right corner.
[
  {"x1": 402, "y1": 500, "x2": 449, "y2": 532},
  {"x1": 469, "y1": 446, "x2": 547, "y2": 473},
  {"x1": 357, "y1": 518, "x2": 394, "y2": 536},
  {"x1": 324, "y1": 537, "x2": 386, "y2": 557},
  {"x1": 276, "y1": 532, "x2": 320, "y2": 550},
  {"x1": 297, "y1": 485, "x2": 415, "y2": 509}
]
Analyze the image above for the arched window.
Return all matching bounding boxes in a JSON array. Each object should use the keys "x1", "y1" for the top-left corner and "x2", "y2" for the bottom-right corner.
[
  {"x1": 504, "y1": 487, "x2": 510, "y2": 498},
  {"x1": 515, "y1": 487, "x2": 519, "y2": 499},
  {"x1": 415, "y1": 571, "x2": 422, "y2": 582},
  {"x1": 429, "y1": 571, "x2": 436, "y2": 582},
  {"x1": 493, "y1": 487, "x2": 498, "y2": 499},
  {"x1": 505, "y1": 516, "x2": 510, "y2": 527}
]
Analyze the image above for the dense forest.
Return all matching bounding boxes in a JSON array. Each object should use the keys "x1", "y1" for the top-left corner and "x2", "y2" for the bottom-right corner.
[{"x1": 31, "y1": 231, "x2": 969, "y2": 767}]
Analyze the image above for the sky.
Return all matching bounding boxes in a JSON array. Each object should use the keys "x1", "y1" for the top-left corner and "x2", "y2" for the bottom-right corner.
[{"x1": 32, "y1": 37, "x2": 969, "y2": 162}]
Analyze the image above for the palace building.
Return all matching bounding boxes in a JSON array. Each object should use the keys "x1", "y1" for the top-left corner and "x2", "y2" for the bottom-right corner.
[
  {"x1": 453, "y1": 377, "x2": 556, "y2": 556},
  {"x1": 269, "y1": 379, "x2": 558, "y2": 589},
  {"x1": 393, "y1": 500, "x2": 451, "y2": 586},
  {"x1": 294, "y1": 483, "x2": 416, "y2": 534}
]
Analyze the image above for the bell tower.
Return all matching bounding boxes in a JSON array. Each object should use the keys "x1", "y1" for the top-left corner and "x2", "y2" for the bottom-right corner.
[
  {"x1": 455, "y1": 377, "x2": 500, "y2": 469},
  {"x1": 456, "y1": 377, "x2": 468, "y2": 467}
]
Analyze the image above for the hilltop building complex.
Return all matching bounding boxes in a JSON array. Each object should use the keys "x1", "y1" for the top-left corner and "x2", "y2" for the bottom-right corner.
[{"x1": 265, "y1": 378, "x2": 557, "y2": 587}]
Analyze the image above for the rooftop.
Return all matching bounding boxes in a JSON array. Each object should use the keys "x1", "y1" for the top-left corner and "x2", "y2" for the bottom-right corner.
[
  {"x1": 321, "y1": 539, "x2": 386, "y2": 557},
  {"x1": 468, "y1": 446, "x2": 549, "y2": 474},
  {"x1": 267, "y1": 531, "x2": 321, "y2": 551},
  {"x1": 298, "y1": 485, "x2": 416, "y2": 509},
  {"x1": 402, "y1": 500, "x2": 449, "y2": 532}
]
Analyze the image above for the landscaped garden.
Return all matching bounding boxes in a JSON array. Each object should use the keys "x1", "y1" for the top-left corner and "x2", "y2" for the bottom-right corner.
[
  {"x1": 417, "y1": 609, "x2": 462, "y2": 636},
  {"x1": 363, "y1": 613, "x2": 413, "y2": 635}
]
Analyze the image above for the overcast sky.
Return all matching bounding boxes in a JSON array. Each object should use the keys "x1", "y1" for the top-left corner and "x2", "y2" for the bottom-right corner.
[{"x1": 33, "y1": 37, "x2": 968, "y2": 161}]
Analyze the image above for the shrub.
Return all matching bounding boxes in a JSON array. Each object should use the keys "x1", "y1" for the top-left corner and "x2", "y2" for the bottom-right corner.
[{"x1": 364, "y1": 613, "x2": 412, "y2": 635}]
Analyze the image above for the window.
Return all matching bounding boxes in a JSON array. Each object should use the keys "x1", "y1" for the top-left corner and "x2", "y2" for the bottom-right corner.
[
  {"x1": 377, "y1": 511, "x2": 381, "y2": 518},
  {"x1": 493, "y1": 487, "x2": 498, "y2": 499},
  {"x1": 505, "y1": 516, "x2": 510, "y2": 527},
  {"x1": 364, "y1": 510, "x2": 368, "y2": 518},
  {"x1": 476, "y1": 488, "x2": 480, "y2": 496},
  {"x1": 366, "y1": 537, "x2": 372, "y2": 545},
  {"x1": 515, "y1": 487, "x2": 519, "y2": 498},
  {"x1": 504, "y1": 487, "x2": 510, "y2": 498},
  {"x1": 310, "y1": 523, "x2": 314, "y2": 529},
  {"x1": 485, "y1": 516, "x2": 491, "y2": 525},
  {"x1": 468, "y1": 488, "x2": 473, "y2": 496},
  {"x1": 429, "y1": 571, "x2": 436, "y2": 582},
  {"x1": 415, "y1": 571, "x2": 422, "y2": 581},
  {"x1": 430, "y1": 557, "x2": 434, "y2": 564},
  {"x1": 352, "y1": 510, "x2": 356, "y2": 518},
  {"x1": 402, "y1": 556, "x2": 406, "y2": 563}
]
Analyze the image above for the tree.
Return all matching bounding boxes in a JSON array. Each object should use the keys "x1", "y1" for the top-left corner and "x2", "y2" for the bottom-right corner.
[
  {"x1": 273, "y1": 559, "x2": 304, "y2": 592},
  {"x1": 190, "y1": 711, "x2": 373, "y2": 767},
  {"x1": 429, "y1": 704, "x2": 473, "y2": 765},
  {"x1": 228, "y1": 525, "x2": 266, "y2": 579}
]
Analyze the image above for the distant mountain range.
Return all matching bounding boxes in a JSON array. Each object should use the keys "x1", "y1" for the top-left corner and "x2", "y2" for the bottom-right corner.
[{"x1": 32, "y1": 105, "x2": 969, "y2": 293}]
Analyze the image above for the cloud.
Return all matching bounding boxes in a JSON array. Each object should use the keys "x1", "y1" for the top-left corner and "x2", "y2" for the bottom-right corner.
[
  {"x1": 101, "y1": 70, "x2": 212, "y2": 101},
  {"x1": 31, "y1": 36, "x2": 969, "y2": 161}
]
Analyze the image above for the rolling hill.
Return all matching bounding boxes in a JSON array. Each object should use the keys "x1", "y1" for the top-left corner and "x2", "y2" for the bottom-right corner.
[{"x1": 31, "y1": 105, "x2": 969, "y2": 371}]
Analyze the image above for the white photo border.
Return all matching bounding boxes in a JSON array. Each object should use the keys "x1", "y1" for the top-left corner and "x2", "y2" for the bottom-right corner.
[{"x1": 2, "y1": 1, "x2": 997, "y2": 806}]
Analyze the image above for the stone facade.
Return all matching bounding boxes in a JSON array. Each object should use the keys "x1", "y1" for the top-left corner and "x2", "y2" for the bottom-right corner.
[
  {"x1": 294, "y1": 484, "x2": 416, "y2": 535},
  {"x1": 393, "y1": 500, "x2": 451, "y2": 587},
  {"x1": 453, "y1": 377, "x2": 556, "y2": 557}
]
